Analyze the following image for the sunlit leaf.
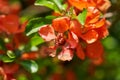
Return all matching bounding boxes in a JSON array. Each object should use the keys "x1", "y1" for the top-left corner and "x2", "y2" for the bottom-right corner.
[
  {"x1": 30, "y1": 34, "x2": 44, "y2": 46},
  {"x1": 35, "y1": 0, "x2": 59, "y2": 11}
]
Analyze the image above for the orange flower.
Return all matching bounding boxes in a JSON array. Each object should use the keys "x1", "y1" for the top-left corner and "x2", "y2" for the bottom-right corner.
[
  {"x1": 70, "y1": 19, "x2": 99, "y2": 44},
  {"x1": 52, "y1": 17, "x2": 70, "y2": 33},
  {"x1": 38, "y1": 12, "x2": 108, "y2": 61},
  {"x1": 93, "y1": 0, "x2": 111, "y2": 12},
  {"x1": 84, "y1": 7, "x2": 109, "y2": 39},
  {"x1": 38, "y1": 17, "x2": 76, "y2": 61},
  {"x1": 70, "y1": 7, "x2": 108, "y2": 43},
  {"x1": 67, "y1": 0, "x2": 111, "y2": 12},
  {"x1": 67, "y1": 0, "x2": 88, "y2": 11}
]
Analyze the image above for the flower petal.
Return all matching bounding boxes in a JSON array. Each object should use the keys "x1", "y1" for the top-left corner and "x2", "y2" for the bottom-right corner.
[
  {"x1": 52, "y1": 17, "x2": 70, "y2": 33},
  {"x1": 95, "y1": 19, "x2": 106, "y2": 28},
  {"x1": 86, "y1": 40, "x2": 104, "y2": 59},
  {"x1": 96, "y1": 25, "x2": 109, "y2": 39},
  {"x1": 98, "y1": 0, "x2": 111, "y2": 12},
  {"x1": 76, "y1": 44, "x2": 85, "y2": 60},
  {"x1": 81, "y1": 30, "x2": 98, "y2": 44},
  {"x1": 91, "y1": 57, "x2": 103, "y2": 65},
  {"x1": 68, "y1": 0, "x2": 87, "y2": 10},
  {"x1": 70, "y1": 19, "x2": 82, "y2": 38},
  {"x1": 38, "y1": 25, "x2": 56, "y2": 41},
  {"x1": 58, "y1": 48, "x2": 73, "y2": 61},
  {"x1": 86, "y1": 7, "x2": 100, "y2": 24},
  {"x1": 67, "y1": 31, "x2": 79, "y2": 49},
  {"x1": 0, "y1": 67, "x2": 7, "y2": 80}
]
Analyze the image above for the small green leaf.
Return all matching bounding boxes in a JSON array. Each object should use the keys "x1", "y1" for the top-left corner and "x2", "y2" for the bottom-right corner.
[
  {"x1": 35, "y1": 0, "x2": 59, "y2": 11},
  {"x1": 0, "y1": 55, "x2": 15, "y2": 63},
  {"x1": 21, "y1": 60, "x2": 38, "y2": 73},
  {"x1": 30, "y1": 34, "x2": 44, "y2": 46},
  {"x1": 7, "y1": 50, "x2": 16, "y2": 58},
  {"x1": 77, "y1": 9, "x2": 87, "y2": 25},
  {"x1": 26, "y1": 27, "x2": 40, "y2": 36}
]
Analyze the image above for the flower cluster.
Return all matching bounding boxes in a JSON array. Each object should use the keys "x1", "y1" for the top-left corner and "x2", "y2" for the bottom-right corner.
[{"x1": 38, "y1": 0, "x2": 111, "y2": 63}]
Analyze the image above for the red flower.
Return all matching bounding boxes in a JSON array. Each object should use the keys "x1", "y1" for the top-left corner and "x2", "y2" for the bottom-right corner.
[
  {"x1": 76, "y1": 44, "x2": 85, "y2": 60},
  {"x1": 0, "y1": 14, "x2": 19, "y2": 34},
  {"x1": 39, "y1": 25, "x2": 56, "y2": 41},
  {"x1": 38, "y1": 12, "x2": 108, "y2": 61},
  {"x1": 86, "y1": 41, "x2": 104, "y2": 59},
  {"x1": 0, "y1": 14, "x2": 26, "y2": 34},
  {"x1": 38, "y1": 17, "x2": 76, "y2": 61}
]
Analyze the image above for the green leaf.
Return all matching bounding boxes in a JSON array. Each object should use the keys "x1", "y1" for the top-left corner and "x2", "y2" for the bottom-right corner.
[
  {"x1": 30, "y1": 34, "x2": 44, "y2": 46},
  {"x1": 25, "y1": 17, "x2": 52, "y2": 36},
  {"x1": 63, "y1": 3, "x2": 68, "y2": 11},
  {"x1": 77, "y1": 9, "x2": 87, "y2": 25},
  {"x1": 52, "y1": 0, "x2": 64, "y2": 11},
  {"x1": 35, "y1": 0, "x2": 59, "y2": 11},
  {"x1": 21, "y1": 60, "x2": 38, "y2": 73},
  {"x1": 35, "y1": 0, "x2": 65, "y2": 12},
  {"x1": 0, "y1": 55, "x2": 15, "y2": 63}
]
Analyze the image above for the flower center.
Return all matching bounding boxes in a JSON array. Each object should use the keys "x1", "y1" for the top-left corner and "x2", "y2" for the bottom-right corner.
[{"x1": 55, "y1": 33, "x2": 66, "y2": 46}]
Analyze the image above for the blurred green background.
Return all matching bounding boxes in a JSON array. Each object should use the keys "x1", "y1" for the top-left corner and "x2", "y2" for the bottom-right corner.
[{"x1": 1, "y1": 0, "x2": 120, "y2": 80}]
